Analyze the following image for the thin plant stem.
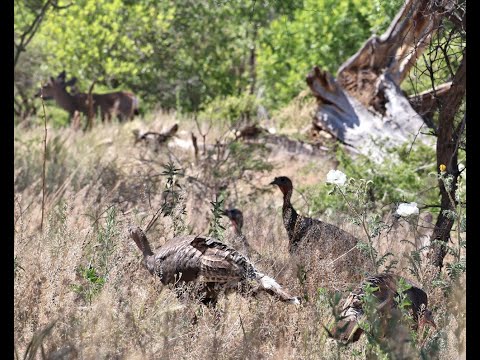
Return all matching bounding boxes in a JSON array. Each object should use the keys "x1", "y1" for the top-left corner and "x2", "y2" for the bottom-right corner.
[
  {"x1": 40, "y1": 88, "x2": 48, "y2": 233},
  {"x1": 440, "y1": 174, "x2": 462, "y2": 262},
  {"x1": 328, "y1": 244, "x2": 359, "y2": 266},
  {"x1": 337, "y1": 186, "x2": 377, "y2": 271}
]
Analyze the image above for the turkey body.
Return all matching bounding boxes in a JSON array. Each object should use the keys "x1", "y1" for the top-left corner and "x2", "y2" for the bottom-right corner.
[
  {"x1": 144, "y1": 235, "x2": 256, "y2": 284},
  {"x1": 270, "y1": 176, "x2": 373, "y2": 286},
  {"x1": 329, "y1": 273, "x2": 436, "y2": 343},
  {"x1": 128, "y1": 226, "x2": 300, "y2": 306}
]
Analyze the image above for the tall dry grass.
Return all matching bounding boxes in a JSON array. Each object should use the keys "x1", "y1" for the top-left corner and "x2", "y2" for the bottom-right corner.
[{"x1": 14, "y1": 112, "x2": 465, "y2": 359}]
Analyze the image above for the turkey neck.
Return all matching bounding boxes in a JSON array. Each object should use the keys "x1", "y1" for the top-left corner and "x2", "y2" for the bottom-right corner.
[
  {"x1": 132, "y1": 231, "x2": 154, "y2": 257},
  {"x1": 234, "y1": 226, "x2": 243, "y2": 237},
  {"x1": 281, "y1": 186, "x2": 298, "y2": 242}
]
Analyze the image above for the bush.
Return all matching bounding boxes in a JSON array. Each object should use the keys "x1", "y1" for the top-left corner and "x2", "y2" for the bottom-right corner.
[
  {"x1": 305, "y1": 142, "x2": 440, "y2": 219},
  {"x1": 199, "y1": 93, "x2": 261, "y2": 129}
]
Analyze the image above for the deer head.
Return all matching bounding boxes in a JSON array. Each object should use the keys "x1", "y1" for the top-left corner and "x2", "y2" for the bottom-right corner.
[
  {"x1": 35, "y1": 76, "x2": 61, "y2": 100},
  {"x1": 35, "y1": 71, "x2": 78, "y2": 99}
]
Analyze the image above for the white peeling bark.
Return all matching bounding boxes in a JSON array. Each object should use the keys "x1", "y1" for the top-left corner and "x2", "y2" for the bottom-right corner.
[{"x1": 306, "y1": 0, "x2": 455, "y2": 161}]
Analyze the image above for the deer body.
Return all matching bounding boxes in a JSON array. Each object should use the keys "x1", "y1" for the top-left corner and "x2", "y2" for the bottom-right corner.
[
  {"x1": 90, "y1": 91, "x2": 139, "y2": 122},
  {"x1": 38, "y1": 71, "x2": 139, "y2": 123}
]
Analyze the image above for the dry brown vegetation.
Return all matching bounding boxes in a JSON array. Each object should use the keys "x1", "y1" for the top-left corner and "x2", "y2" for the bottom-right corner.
[{"x1": 14, "y1": 112, "x2": 465, "y2": 359}]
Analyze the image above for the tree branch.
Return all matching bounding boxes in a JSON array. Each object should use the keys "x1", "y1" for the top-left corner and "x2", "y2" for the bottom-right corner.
[
  {"x1": 408, "y1": 81, "x2": 452, "y2": 129},
  {"x1": 429, "y1": 50, "x2": 465, "y2": 269},
  {"x1": 14, "y1": 0, "x2": 70, "y2": 68}
]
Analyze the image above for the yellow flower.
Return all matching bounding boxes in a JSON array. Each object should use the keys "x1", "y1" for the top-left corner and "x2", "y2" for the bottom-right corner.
[{"x1": 439, "y1": 164, "x2": 447, "y2": 172}]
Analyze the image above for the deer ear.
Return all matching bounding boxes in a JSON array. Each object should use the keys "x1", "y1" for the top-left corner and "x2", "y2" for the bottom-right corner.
[
  {"x1": 50, "y1": 76, "x2": 55, "y2": 83},
  {"x1": 65, "y1": 77, "x2": 77, "y2": 87},
  {"x1": 58, "y1": 71, "x2": 66, "y2": 80}
]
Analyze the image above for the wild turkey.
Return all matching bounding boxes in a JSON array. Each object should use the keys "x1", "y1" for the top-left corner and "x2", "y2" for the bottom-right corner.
[
  {"x1": 223, "y1": 208, "x2": 244, "y2": 235},
  {"x1": 270, "y1": 176, "x2": 372, "y2": 284},
  {"x1": 128, "y1": 226, "x2": 300, "y2": 306},
  {"x1": 223, "y1": 208, "x2": 257, "y2": 258},
  {"x1": 327, "y1": 273, "x2": 436, "y2": 343}
]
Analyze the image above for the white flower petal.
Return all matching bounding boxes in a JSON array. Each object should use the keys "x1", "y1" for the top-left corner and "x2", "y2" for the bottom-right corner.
[
  {"x1": 396, "y1": 202, "x2": 419, "y2": 217},
  {"x1": 326, "y1": 170, "x2": 347, "y2": 186}
]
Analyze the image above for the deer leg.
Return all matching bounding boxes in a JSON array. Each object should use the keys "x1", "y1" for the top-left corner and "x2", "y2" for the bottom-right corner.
[
  {"x1": 70, "y1": 111, "x2": 82, "y2": 131},
  {"x1": 130, "y1": 106, "x2": 138, "y2": 120}
]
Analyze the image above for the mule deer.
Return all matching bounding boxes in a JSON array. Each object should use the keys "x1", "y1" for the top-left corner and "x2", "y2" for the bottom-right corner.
[{"x1": 36, "y1": 71, "x2": 139, "y2": 123}]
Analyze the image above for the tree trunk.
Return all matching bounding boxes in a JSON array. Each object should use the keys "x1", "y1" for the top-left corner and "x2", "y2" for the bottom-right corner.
[
  {"x1": 249, "y1": 27, "x2": 257, "y2": 95},
  {"x1": 429, "y1": 54, "x2": 465, "y2": 268},
  {"x1": 85, "y1": 80, "x2": 97, "y2": 132}
]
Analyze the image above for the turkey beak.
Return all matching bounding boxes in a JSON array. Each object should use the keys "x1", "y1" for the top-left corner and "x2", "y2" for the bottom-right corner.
[
  {"x1": 270, "y1": 178, "x2": 279, "y2": 186},
  {"x1": 222, "y1": 210, "x2": 230, "y2": 217},
  {"x1": 420, "y1": 311, "x2": 437, "y2": 330},
  {"x1": 427, "y1": 315, "x2": 437, "y2": 329},
  {"x1": 425, "y1": 309, "x2": 436, "y2": 329}
]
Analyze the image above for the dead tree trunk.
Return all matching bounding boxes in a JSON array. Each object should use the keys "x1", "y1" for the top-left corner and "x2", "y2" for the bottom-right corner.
[
  {"x1": 305, "y1": 0, "x2": 456, "y2": 161},
  {"x1": 305, "y1": 0, "x2": 465, "y2": 269}
]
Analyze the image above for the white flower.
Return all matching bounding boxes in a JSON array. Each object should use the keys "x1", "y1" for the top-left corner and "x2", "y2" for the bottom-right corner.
[
  {"x1": 326, "y1": 169, "x2": 347, "y2": 186},
  {"x1": 396, "y1": 202, "x2": 419, "y2": 217}
]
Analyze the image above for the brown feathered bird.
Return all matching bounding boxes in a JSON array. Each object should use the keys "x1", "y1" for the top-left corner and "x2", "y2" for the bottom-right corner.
[
  {"x1": 223, "y1": 208, "x2": 244, "y2": 236},
  {"x1": 128, "y1": 226, "x2": 300, "y2": 306},
  {"x1": 223, "y1": 208, "x2": 258, "y2": 258},
  {"x1": 328, "y1": 273, "x2": 436, "y2": 343},
  {"x1": 270, "y1": 176, "x2": 371, "y2": 283}
]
